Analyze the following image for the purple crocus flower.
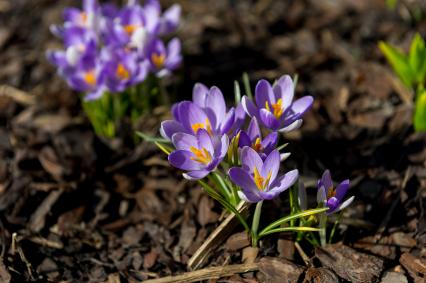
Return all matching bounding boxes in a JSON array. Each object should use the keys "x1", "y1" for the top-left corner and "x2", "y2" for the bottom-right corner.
[
  {"x1": 108, "y1": 2, "x2": 156, "y2": 50},
  {"x1": 47, "y1": 26, "x2": 97, "y2": 69},
  {"x1": 63, "y1": 0, "x2": 99, "y2": 29},
  {"x1": 317, "y1": 170, "x2": 354, "y2": 214},
  {"x1": 145, "y1": 38, "x2": 181, "y2": 77},
  {"x1": 158, "y1": 4, "x2": 181, "y2": 35},
  {"x1": 229, "y1": 147, "x2": 299, "y2": 203},
  {"x1": 238, "y1": 117, "x2": 278, "y2": 160},
  {"x1": 160, "y1": 84, "x2": 235, "y2": 140},
  {"x1": 168, "y1": 129, "x2": 229, "y2": 180},
  {"x1": 103, "y1": 50, "x2": 148, "y2": 92},
  {"x1": 242, "y1": 75, "x2": 313, "y2": 132}
]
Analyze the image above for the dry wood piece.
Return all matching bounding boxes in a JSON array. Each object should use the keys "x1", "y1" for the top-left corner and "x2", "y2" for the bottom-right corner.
[
  {"x1": 399, "y1": 253, "x2": 426, "y2": 282},
  {"x1": 143, "y1": 262, "x2": 258, "y2": 283},
  {"x1": 187, "y1": 202, "x2": 249, "y2": 270},
  {"x1": 303, "y1": 267, "x2": 339, "y2": 283},
  {"x1": 0, "y1": 85, "x2": 36, "y2": 106},
  {"x1": 258, "y1": 257, "x2": 304, "y2": 283},
  {"x1": 0, "y1": 259, "x2": 11, "y2": 283},
  {"x1": 316, "y1": 244, "x2": 384, "y2": 283},
  {"x1": 28, "y1": 190, "x2": 63, "y2": 232}
]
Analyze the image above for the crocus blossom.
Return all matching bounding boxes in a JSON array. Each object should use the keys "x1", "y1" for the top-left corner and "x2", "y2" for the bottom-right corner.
[
  {"x1": 238, "y1": 117, "x2": 278, "y2": 160},
  {"x1": 229, "y1": 147, "x2": 299, "y2": 203},
  {"x1": 168, "y1": 129, "x2": 229, "y2": 180},
  {"x1": 145, "y1": 38, "x2": 182, "y2": 77},
  {"x1": 160, "y1": 84, "x2": 235, "y2": 140},
  {"x1": 317, "y1": 170, "x2": 354, "y2": 214},
  {"x1": 47, "y1": 0, "x2": 181, "y2": 100},
  {"x1": 242, "y1": 75, "x2": 313, "y2": 132}
]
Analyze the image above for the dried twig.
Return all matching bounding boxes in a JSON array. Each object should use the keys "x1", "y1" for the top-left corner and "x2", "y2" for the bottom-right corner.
[
  {"x1": 28, "y1": 190, "x2": 63, "y2": 232},
  {"x1": 0, "y1": 85, "x2": 36, "y2": 106},
  {"x1": 144, "y1": 262, "x2": 259, "y2": 283},
  {"x1": 187, "y1": 202, "x2": 250, "y2": 270}
]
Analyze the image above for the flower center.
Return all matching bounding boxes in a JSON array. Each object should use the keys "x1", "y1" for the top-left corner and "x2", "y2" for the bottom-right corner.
[
  {"x1": 151, "y1": 53, "x2": 165, "y2": 69},
  {"x1": 252, "y1": 137, "x2": 263, "y2": 152},
  {"x1": 124, "y1": 24, "x2": 138, "y2": 35},
  {"x1": 327, "y1": 187, "x2": 336, "y2": 199},
  {"x1": 116, "y1": 63, "x2": 130, "y2": 80},
  {"x1": 190, "y1": 146, "x2": 212, "y2": 165},
  {"x1": 265, "y1": 98, "x2": 283, "y2": 119},
  {"x1": 83, "y1": 71, "x2": 96, "y2": 86},
  {"x1": 254, "y1": 167, "x2": 272, "y2": 191},
  {"x1": 191, "y1": 118, "x2": 213, "y2": 135},
  {"x1": 80, "y1": 12, "x2": 88, "y2": 24}
]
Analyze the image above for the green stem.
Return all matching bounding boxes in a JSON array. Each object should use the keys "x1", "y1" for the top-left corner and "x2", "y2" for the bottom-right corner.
[
  {"x1": 328, "y1": 212, "x2": 343, "y2": 244},
  {"x1": 319, "y1": 212, "x2": 327, "y2": 247},
  {"x1": 251, "y1": 201, "x2": 263, "y2": 247}
]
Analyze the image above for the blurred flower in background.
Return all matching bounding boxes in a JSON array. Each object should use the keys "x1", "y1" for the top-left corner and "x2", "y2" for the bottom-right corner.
[{"x1": 47, "y1": 0, "x2": 182, "y2": 100}]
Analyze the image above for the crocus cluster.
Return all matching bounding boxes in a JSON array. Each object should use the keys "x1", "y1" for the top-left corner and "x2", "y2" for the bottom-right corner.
[
  {"x1": 162, "y1": 75, "x2": 314, "y2": 202},
  {"x1": 47, "y1": 0, "x2": 181, "y2": 100}
]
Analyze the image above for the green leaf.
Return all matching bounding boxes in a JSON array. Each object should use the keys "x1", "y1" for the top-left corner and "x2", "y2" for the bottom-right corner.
[
  {"x1": 379, "y1": 41, "x2": 414, "y2": 88},
  {"x1": 234, "y1": 80, "x2": 242, "y2": 104},
  {"x1": 414, "y1": 89, "x2": 426, "y2": 132},
  {"x1": 198, "y1": 180, "x2": 250, "y2": 231},
  {"x1": 154, "y1": 142, "x2": 173, "y2": 155},
  {"x1": 259, "y1": 207, "x2": 328, "y2": 237},
  {"x1": 259, "y1": 226, "x2": 320, "y2": 238},
  {"x1": 135, "y1": 131, "x2": 170, "y2": 143},
  {"x1": 385, "y1": 0, "x2": 398, "y2": 10},
  {"x1": 242, "y1": 73, "x2": 253, "y2": 100},
  {"x1": 408, "y1": 33, "x2": 426, "y2": 85}
]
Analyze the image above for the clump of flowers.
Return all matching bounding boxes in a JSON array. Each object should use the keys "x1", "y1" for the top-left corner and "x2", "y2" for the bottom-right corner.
[
  {"x1": 151, "y1": 74, "x2": 355, "y2": 248},
  {"x1": 47, "y1": 0, "x2": 181, "y2": 137}
]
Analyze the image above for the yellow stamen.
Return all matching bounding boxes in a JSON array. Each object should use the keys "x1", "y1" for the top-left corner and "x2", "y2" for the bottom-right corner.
[
  {"x1": 116, "y1": 63, "x2": 130, "y2": 80},
  {"x1": 265, "y1": 98, "x2": 284, "y2": 119},
  {"x1": 253, "y1": 167, "x2": 272, "y2": 191},
  {"x1": 190, "y1": 146, "x2": 212, "y2": 165},
  {"x1": 81, "y1": 12, "x2": 88, "y2": 24},
  {"x1": 151, "y1": 53, "x2": 165, "y2": 69},
  {"x1": 191, "y1": 118, "x2": 213, "y2": 135},
  {"x1": 124, "y1": 24, "x2": 137, "y2": 35},
  {"x1": 327, "y1": 187, "x2": 336, "y2": 199},
  {"x1": 252, "y1": 137, "x2": 263, "y2": 152},
  {"x1": 84, "y1": 71, "x2": 96, "y2": 86}
]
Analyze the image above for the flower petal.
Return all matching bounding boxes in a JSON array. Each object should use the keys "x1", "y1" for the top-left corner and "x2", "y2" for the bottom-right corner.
[
  {"x1": 220, "y1": 107, "x2": 235, "y2": 134},
  {"x1": 240, "y1": 146, "x2": 263, "y2": 174},
  {"x1": 336, "y1": 196, "x2": 355, "y2": 212},
  {"x1": 247, "y1": 117, "x2": 261, "y2": 141},
  {"x1": 160, "y1": 120, "x2": 186, "y2": 140},
  {"x1": 278, "y1": 119, "x2": 303, "y2": 133},
  {"x1": 241, "y1": 96, "x2": 258, "y2": 118},
  {"x1": 335, "y1": 179, "x2": 350, "y2": 201},
  {"x1": 261, "y1": 132, "x2": 278, "y2": 154},
  {"x1": 238, "y1": 131, "x2": 252, "y2": 148},
  {"x1": 255, "y1": 79, "x2": 275, "y2": 107},
  {"x1": 317, "y1": 186, "x2": 327, "y2": 204},
  {"x1": 183, "y1": 170, "x2": 210, "y2": 180},
  {"x1": 267, "y1": 169, "x2": 299, "y2": 195},
  {"x1": 206, "y1": 86, "x2": 226, "y2": 124},
  {"x1": 196, "y1": 128, "x2": 214, "y2": 154},
  {"x1": 172, "y1": 132, "x2": 198, "y2": 150},
  {"x1": 192, "y1": 83, "x2": 209, "y2": 108},
  {"x1": 168, "y1": 150, "x2": 203, "y2": 171},
  {"x1": 259, "y1": 108, "x2": 280, "y2": 130},
  {"x1": 262, "y1": 150, "x2": 280, "y2": 184},
  {"x1": 273, "y1": 75, "x2": 294, "y2": 110},
  {"x1": 321, "y1": 170, "x2": 333, "y2": 191},
  {"x1": 229, "y1": 168, "x2": 261, "y2": 202},
  {"x1": 283, "y1": 96, "x2": 313, "y2": 126},
  {"x1": 178, "y1": 102, "x2": 209, "y2": 134}
]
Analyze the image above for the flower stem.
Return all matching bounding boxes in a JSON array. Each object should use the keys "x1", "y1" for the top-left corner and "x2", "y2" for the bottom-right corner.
[
  {"x1": 251, "y1": 201, "x2": 263, "y2": 247},
  {"x1": 319, "y1": 212, "x2": 327, "y2": 247},
  {"x1": 328, "y1": 212, "x2": 343, "y2": 244}
]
